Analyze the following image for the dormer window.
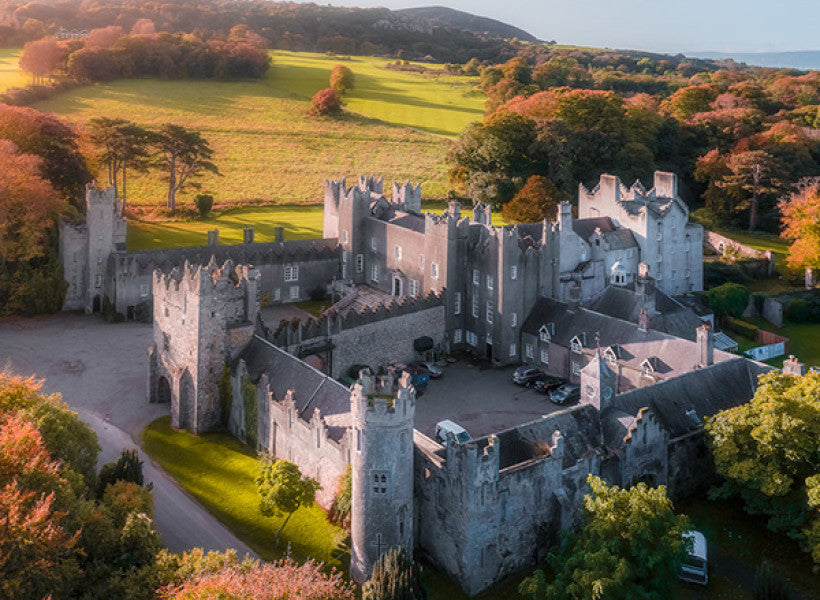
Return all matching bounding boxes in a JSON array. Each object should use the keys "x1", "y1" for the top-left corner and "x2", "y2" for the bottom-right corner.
[
  {"x1": 539, "y1": 324, "x2": 551, "y2": 343},
  {"x1": 603, "y1": 346, "x2": 619, "y2": 365},
  {"x1": 641, "y1": 358, "x2": 655, "y2": 378},
  {"x1": 570, "y1": 336, "x2": 583, "y2": 354}
]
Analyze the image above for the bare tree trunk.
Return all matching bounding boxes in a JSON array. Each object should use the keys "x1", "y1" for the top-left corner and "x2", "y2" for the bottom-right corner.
[{"x1": 167, "y1": 154, "x2": 176, "y2": 212}]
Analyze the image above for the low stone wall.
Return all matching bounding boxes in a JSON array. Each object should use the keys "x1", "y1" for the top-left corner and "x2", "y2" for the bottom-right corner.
[{"x1": 704, "y1": 230, "x2": 776, "y2": 276}]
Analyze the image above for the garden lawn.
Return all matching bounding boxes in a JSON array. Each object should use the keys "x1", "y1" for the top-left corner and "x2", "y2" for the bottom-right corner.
[
  {"x1": 0, "y1": 49, "x2": 28, "y2": 92},
  {"x1": 141, "y1": 416, "x2": 346, "y2": 568}
]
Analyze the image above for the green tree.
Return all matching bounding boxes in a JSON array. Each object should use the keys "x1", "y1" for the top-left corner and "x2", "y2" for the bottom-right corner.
[
  {"x1": 706, "y1": 371, "x2": 820, "y2": 565},
  {"x1": 706, "y1": 282, "x2": 750, "y2": 319},
  {"x1": 98, "y1": 448, "x2": 145, "y2": 496},
  {"x1": 330, "y1": 64, "x2": 354, "y2": 93},
  {"x1": 362, "y1": 546, "x2": 427, "y2": 600},
  {"x1": 155, "y1": 124, "x2": 220, "y2": 213},
  {"x1": 194, "y1": 193, "x2": 214, "y2": 218},
  {"x1": 256, "y1": 458, "x2": 320, "y2": 540},
  {"x1": 87, "y1": 117, "x2": 155, "y2": 207},
  {"x1": 519, "y1": 475, "x2": 689, "y2": 600},
  {"x1": 715, "y1": 150, "x2": 785, "y2": 231},
  {"x1": 329, "y1": 464, "x2": 352, "y2": 528}
]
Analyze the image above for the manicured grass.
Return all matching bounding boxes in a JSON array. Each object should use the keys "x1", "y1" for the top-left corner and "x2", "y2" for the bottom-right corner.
[
  {"x1": 713, "y1": 228, "x2": 792, "y2": 273},
  {"x1": 141, "y1": 416, "x2": 347, "y2": 568},
  {"x1": 0, "y1": 49, "x2": 29, "y2": 92},
  {"x1": 747, "y1": 317, "x2": 820, "y2": 368}
]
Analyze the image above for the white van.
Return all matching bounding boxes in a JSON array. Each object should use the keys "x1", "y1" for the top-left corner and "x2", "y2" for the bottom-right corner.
[
  {"x1": 679, "y1": 530, "x2": 708, "y2": 585},
  {"x1": 434, "y1": 420, "x2": 471, "y2": 446}
]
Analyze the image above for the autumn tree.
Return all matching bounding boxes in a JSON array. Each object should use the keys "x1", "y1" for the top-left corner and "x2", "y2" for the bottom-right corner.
[
  {"x1": 502, "y1": 175, "x2": 564, "y2": 223},
  {"x1": 706, "y1": 371, "x2": 820, "y2": 565},
  {"x1": 19, "y1": 35, "x2": 63, "y2": 84},
  {"x1": 330, "y1": 63, "x2": 354, "y2": 92},
  {"x1": 256, "y1": 458, "x2": 320, "y2": 540},
  {"x1": 310, "y1": 87, "x2": 343, "y2": 116},
  {"x1": 87, "y1": 117, "x2": 155, "y2": 206},
  {"x1": 155, "y1": 124, "x2": 219, "y2": 212},
  {"x1": 130, "y1": 19, "x2": 156, "y2": 36},
  {"x1": 519, "y1": 476, "x2": 690, "y2": 600},
  {"x1": 779, "y1": 181, "x2": 820, "y2": 272},
  {"x1": 84, "y1": 25, "x2": 124, "y2": 50},
  {"x1": 362, "y1": 546, "x2": 427, "y2": 600}
]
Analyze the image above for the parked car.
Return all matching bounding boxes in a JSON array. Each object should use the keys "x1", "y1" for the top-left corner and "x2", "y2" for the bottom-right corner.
[
  {"x1": 410, "y1": 360, "x2": 443, "y2": 379},
  {"x1": 513, "y1": 366, "x2": 544, "y2": 387},
  {"x1": 549, "y1": 383, "x2": 581, "y2": 405},
  {"x1": 679, "y1": 530, "x2": 708, "y2": 585},
  {"x1": 435, "y1": 420, "x2": 471, "y2": 446},
  {"x1": 533, "y1": 375, "x2": 566, "y2": 394}
]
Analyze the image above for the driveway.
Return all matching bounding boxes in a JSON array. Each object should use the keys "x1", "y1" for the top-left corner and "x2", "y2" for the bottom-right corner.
[{"x1": 0, "y1": 312, "x2": 255, "y2": 557}]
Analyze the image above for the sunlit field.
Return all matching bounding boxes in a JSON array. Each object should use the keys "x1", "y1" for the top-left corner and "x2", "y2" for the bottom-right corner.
[{"x1": 0, "y1": 49, "x2": 29, "y2": 91}]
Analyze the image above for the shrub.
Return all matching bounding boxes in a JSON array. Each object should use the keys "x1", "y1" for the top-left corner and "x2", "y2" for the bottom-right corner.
[
  {"x1": 135, "y1": 299, "x2": 153, "y2": 323},
  {"x1": 362, "y1": 546, "x2": 426, "y2": 600},
  {"x1": 706, "y1": 282, "x2": 750, "y2": 318},
  {"x1": 98, "y1": 448, "x2": 145, "y2": 496},
  {"x1": 704, "y1": 260, "x2": 749, "y2": 287},
  {"x1": 309, "y1": 88, "x2": 342, "y2": 116},
  {"x1": 329, "y1": 464, "x2": 351, "y2": 529},
  {"x1": 725, "y1": 317, "x2": 759, "y2": 339},
  {"x1": 785, "y1": 298, "x2": 809, "y2": 323},
  {"x1": 330, "y1": 64, "x2": 354, "y2": 93},
  {"x1": 260, "y1": 292, "x2": 271, "y2": 308},
  {"x1": 194, "y1": 193, "x2": 214, "y2": 218}
]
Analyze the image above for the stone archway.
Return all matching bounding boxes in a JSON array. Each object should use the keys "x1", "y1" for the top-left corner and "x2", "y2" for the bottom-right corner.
[{"x1": 157, "y1": 376, "x2": 172, "y2": 404}]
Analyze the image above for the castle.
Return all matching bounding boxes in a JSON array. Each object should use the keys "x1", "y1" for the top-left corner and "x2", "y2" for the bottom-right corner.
[{"x1": 62, "y1": 172, "x2": 778, "y2": 595}]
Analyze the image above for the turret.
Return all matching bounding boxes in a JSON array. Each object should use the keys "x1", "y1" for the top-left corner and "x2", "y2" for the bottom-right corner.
[{"x1": 350, "y1": 370, "x2": 416, "y2": 583}]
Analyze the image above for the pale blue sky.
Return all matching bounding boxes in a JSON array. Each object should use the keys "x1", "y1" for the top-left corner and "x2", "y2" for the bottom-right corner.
[{"x1": 316, "y1": 0, "x2": 819, "y2": 54}]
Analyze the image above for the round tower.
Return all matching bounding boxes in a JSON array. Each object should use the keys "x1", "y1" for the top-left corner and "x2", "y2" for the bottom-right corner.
[{"x1": 350, "y1": 369, "x2": 416, "y2": 584}]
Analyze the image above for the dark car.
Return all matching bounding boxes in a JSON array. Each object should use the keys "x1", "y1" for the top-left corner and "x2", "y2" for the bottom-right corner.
[
  {"x1": 532, "y1": 375, "x2": 566, "y2": 394},
  {"x1": 513, "y1": 366, "x2": 543, "y2": 387},
  {"x1": 549, "y1": 383, "x2": 581, "y2": 405}
]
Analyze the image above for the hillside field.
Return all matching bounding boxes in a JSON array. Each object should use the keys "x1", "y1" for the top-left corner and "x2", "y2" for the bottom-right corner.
[{"x1": 0, "y1": 49, "x2": 28, "y2": 91}]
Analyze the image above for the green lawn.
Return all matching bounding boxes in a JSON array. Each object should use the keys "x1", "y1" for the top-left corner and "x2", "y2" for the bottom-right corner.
[
  {"x1": 141, "y1": 416, "x2": 347, "y2": 568},
  {"x1": 0, "y1": 48, "x2": 29, "y2": 92}
]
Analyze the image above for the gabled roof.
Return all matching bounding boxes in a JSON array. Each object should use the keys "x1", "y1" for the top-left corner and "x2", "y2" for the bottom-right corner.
[
  {"x1": 601, "y1": 229, "x2": 638, "y2": 250},
  {"x1": 572, "y1": 217, "x2": 615, "y2": 240}
]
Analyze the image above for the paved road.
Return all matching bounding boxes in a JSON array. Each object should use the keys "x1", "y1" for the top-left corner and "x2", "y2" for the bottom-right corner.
[{"x1": 0, "y1": 313, "x2": 256, "y2": 558}]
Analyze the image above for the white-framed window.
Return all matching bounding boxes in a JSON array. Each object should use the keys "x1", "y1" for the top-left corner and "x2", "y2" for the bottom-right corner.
[
  {"x1": 466, "y1": 330, "x2": 477, "y2": 346},
  {"x1": 656, "y1": 270, "x2": 663, "y2": 281},
  {"x1": 540, "y1": 348, "x2": 549, "y2": 364},
  {"x1": 140, "y1": 284, "x2": 149, "y2": 297},
  {"x1": 356, "y1": 254, "x2": 364, "y2": 273},
  {"x1": 342, "y1": 262, "x2": 348, "y2": 279},
  {"x1": 284, "y1": 265, "x2": 299, "y2": 282},
  {"x1": 571, "y1": 361, "x2": 581, "y2": 375},
  {"x1": 431, "y1": 263, "x2": 439, "y2": 280},
  {"x1": 685, "y1": 269, "x2": 691, "y2": 279},
  {"x1": 511, "y1": 265, "x2": 517, "y2": 280},
  {"x1": 342, "y1": 250, "x2": 348, "y2": 264},
  {"x1": 409, "y1": 279, "x2": 419, "y2": 296},
  {"x1": 419, "y1": 254, "x2": 425, "y2": 269},
  {"x1": 485, "y1": 301, "x2": 493, "y2": 324},
  {"x1": 525, "y1": 344, "x2": 534, "y2": 359},
  {"x1": 370, "y1": 237, "x2": 377, "y2": 251},
  {"x1": 485, "y1": 332, "x2": 492, "y2": 344},
  {"x1": 289, "y1": 285, "x2": 300, "y2": 300},
  {"x1": 509, "y1": 343, "x2": 517, "y2": 357},
  {"x1": 453, "y1": 328, "x2": 463, "y2": 343},
  {"x1": 471, "y1": 295, "x2": 479, "y2": 318},
  {"x1": 472, "y1": 269, "x2": 479, "y2": 285},
  {"x1": 341, "y1": 230, "x2": 348, "y2": 244},
  {"x1": 454, "y1": 292, "x2": 462, "y2": 315},
  {"x1": 570, "y1": 336, "x2": 583, "y2": 353},
  {"x1": 371, "y1": 264, "x2": 379, "y2": 282},
  {"x1": 540, "y1": 325, "x2": 551, "y2": 342},
  {"x1": 273, "y1": 288, "x2": 281, "y2": 301},
  {"x1": 511, "y1": 312, "x2": 517, "y2": 327},
  {"x1": 395, "y1": 245, "x2": 402, "y2": 260},
  {"x1": 486, "y1": 275, "x2": 493, "y2": 290}
]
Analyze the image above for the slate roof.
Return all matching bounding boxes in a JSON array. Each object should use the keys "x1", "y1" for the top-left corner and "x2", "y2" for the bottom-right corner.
[
  {"x1": 237, "y1": 336, "x2": 352, "y2": 441},
  {"x1": 572, "y1": 217, "x2": 615, "y2": 240},
  {"x1": 601, "y1": 229, "x2": 637, "y2": 250}
]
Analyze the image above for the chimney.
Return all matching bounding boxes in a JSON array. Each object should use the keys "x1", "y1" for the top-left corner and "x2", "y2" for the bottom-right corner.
[
  {"x1": 567, "y1": 283, "x2": 581, "y2": 312},
  {"x1": 243, "y1": 226, "x2": 255, "y2": 244},
  {"x1": 448, "y1": 199, "x2": 461, "y2": 220},
  {"x1": 696, "y1": 323, "x2": 714, "y2": 367},
  {"x1": 472, "y1": 202, "x2": 487, "y2": 225},
  {"x1": 207, "y1": 229, "x2": 219, "y2": 246},
  {"x1": 637, "y1": 307, "x2": 650, "y2": 332},
  {"x1": 274, "y1": 226, "x2": 285, "y2": 243},
  {"x1": 558, "y1": 202, "x2": 572, "y2": 233},
  {"x1": 782, "y1": 355, "x2": 806, "y2": 376},
  {"x1": 653, "y1": 171, "x2": 678, "y2": 199}
]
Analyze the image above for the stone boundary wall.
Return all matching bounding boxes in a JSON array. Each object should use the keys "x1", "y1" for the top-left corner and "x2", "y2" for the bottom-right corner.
[
  {"x1": 704, "y1": 230, "x2": 776, "y2": 276},
  {"x1": 756, "y1": 329, "x2": 789, "y2": 351}
]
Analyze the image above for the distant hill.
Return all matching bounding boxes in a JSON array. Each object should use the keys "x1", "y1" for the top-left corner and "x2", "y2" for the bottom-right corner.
[
  {"x1": 395, "y1": 6, "x2": 539, "y2": 42},
  {"x1": 687, "y1": 50, "x2": 820, "y2": 70}
]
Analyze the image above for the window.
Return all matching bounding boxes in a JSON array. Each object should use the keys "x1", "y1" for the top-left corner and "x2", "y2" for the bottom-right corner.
[
  {"x1": 454, "y1": 292, "x2": 462, "y2": 315},
  {"x1": 540, "y1": 326, "x2": 550, "y2": 343},
  {"x1": 473, "y1": 269, "x2": 479, "y2": 285},
  {"x1": 431, "y1": 263, "x2": 439, "y2": 280},
  {"x1": 526, "y1": 344, "x2": 534, "y2": 359},
  {"x1": 570, "y1": 336, "x2": 583, "y2": 353},
  {"x1": 140, "y1": 284, "x2": 149, "y2": 297},
  {"x1": 453, "y1": 329, "x2": 463, "y2": 343},
  {"x1": 342, "y1": 262, "x2": 348, "y2": 279},
  {"x1": 370, "y1": 237, "x2": 377, "y2": 251},
  {"x1": 466, "y1": 331, "x2": 477, "y2": 346},
  {"x1": 419, "y1": 254, "x2": 425, "y2": 269},
  {"x1": 289, "y1": 286, "x2": 299, "y2": 300},
  {"x1": 371, "y1": 471, "x2": 389, "y2": 494},
  {"x1": 509, "y1": 343, "x2": 517, "y2": 357},
  {"x1": 395, "y1": 245, "x2": 402, "y2": 260},
  {"x1": 356, "y1": 254, "x2": 364, "y2": 273},
  {"x1": 95, "y1": 274, "x2": 102, "y2": 288},
  {"x1": 409, "y1": 279, "x2": 419, "y2": 296},
  {"x1": 341, "y1": 230, "x2": 348, "y2": 244},
  {"x1": 511, "y1": 312, "x2": 517, "y2": 328},
  {"x1": 273, "y1": 288, "x2": 281, "y2": 301},
  {"x1": 486, "y1": 275, "x2": 493, "y2": 290},
  {"x1": 284, "y1": 265, "x2": 298, "y2": 282},
  {"x1": 486, "y1": 301, "x2": 493, "y2": 324},
  {"x1": 371, "y1": 264, "x2": 379, "y2": 282},
  {"x1": 540, "y1": 348, "x2": 549, "y2": 364},
  {"x1": 571, "y1": 361, "x2": 581, "y2": 375},
  {"x1": 685, "y1": 269, "x2": 691, "y2": 279},
  {"x1": 510, "y1": 265, "x2": 517, "y2": 280},
  {"x1": 342, "y1": 250, "x2": 348, "y2": 264},
  {"x1": 486, "y1": 332, "x2": 492, "y2": 345},
  {"x1": 671, "y1": 270, "x2": 677, "y2": 280},
  {"x1": 471, "y1": 295, "x2": 479, "y2": 318}
]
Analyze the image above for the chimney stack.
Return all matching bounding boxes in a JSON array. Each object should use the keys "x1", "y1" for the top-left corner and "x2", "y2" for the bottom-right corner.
[
  {"x1": 567, "y1": 283, "x2": 581, "y2": 312},
  {"x1": 696, "y1": 323, "x2": 714, "y2": 367},
  {"x1": 207, "y1": 229, "x2": 219, "y2": 246},
  {"x1": 243, "y1": 226, "x2": 255, "y2": 245},
  {"x1": 782, "y1": 355, "x2": 806, "y2": 376},
  {"x1": 274, "y1": 226, "x2": 285, "y2": 243},
  {"x1": 448, "y1": 199, "x2": 461, "y2": 220}
]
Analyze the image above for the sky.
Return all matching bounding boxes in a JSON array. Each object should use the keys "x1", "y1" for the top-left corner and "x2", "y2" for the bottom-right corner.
[{"x1": 312, "y1": 0, "x2": 820, "y2": 54}]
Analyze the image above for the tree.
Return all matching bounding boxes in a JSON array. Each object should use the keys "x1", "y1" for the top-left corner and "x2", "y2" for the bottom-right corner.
[
  {"x1": 130, "y1": 19, "x2": 156, "y2": 36},
  {"x1": 84, "y1": 26, "x2": 124, "y2": 50},
  {"x1": 19, "y1": 35, "x2": 63, "y2": 84},
  {"x1": 155, "y1": 124, "x2": 219, "y2": 212},
  {"x1": 194, "y1": 193, "x2": 214, "y2": 218},
  {"x1": 715, "y1": 150, "x2": 785, "y2": 230},
  {"x1": 310, "y1": 87, "x2": 343, "y2": 116},
  {"x1": 330, "y1": 64, "x2": 354, "y2": 93},
  {"x1": 706, "y1": 371, "x2": 820, "y2": 566},
  {"x1": 256, "y1": 458, "x2": 320, "y2": 540},
  {"x1": 362, "y1": 546, "x2": 427, "y2": 600},
  {"x1": 98, "y1": 448, "x2": 146, "y2": 496},
  {"x1": 502, "y1": 175, "x2": 564, "y2": 223},
  {"x1": 779, "y1": 182, "x2": 820, "y2": 272},
  {"x1": 329, "y1": 464, "x2": 351, "y2": 528},
  {"x1": 0, "y1": 141, "x2": 66, "y2": 262},
  {"x1": 706, "y1": 282, "x2": 750, "y2": 320},
  {"x1": 519, "y1": 475, "x2": 689, "y2": 600},
  {"x1": 87, "y1": 117, "x2": 155, "y2": 206}
]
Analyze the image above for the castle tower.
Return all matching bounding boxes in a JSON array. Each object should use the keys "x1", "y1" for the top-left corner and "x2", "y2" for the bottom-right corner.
[
  {"x1": 580, "y1": 348, "x2": 618, "y2": 411},
  {"x1": 350, "y1": 370, "x2": 416, "y2": 583}
]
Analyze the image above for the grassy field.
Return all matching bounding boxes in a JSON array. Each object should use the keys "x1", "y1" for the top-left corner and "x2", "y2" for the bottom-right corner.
[
  {"x1": 0, "y1": 49, "x2": 29, "y2": 92},
  {"x1": 141, "y1": 416, "x2": 347, "y2": 568}
]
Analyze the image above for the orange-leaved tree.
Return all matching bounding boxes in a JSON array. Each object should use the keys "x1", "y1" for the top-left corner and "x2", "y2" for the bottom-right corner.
[
  {"x1": 502, "y1": 174, "x2": 565, "y2": 224},
  {"x1": 19, "y1": 35, "x2": 63, "y2": 84},
  {"x1": 779, "y1": 181, "x2": 820, "y2": 272}
]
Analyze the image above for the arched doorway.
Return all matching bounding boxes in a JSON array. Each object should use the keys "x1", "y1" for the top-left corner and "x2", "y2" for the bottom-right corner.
[
  {"x1": 157, "y1": 376, "x2": 171, "y2": 404},
  {"x1": 178, "y1": 371, "x2": 194, "y2": 431},
  {"x1": 92, "y1": 295, "x2": 102, "y2": 313}
]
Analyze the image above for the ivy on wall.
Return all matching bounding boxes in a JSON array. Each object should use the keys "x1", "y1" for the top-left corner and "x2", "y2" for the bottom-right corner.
[
  {"x1": 241, "y1": 373, "x2": 258, "y2": 449},
  {"x1": 219, "y1": 364, "x2": 233, "y2": 427}
]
